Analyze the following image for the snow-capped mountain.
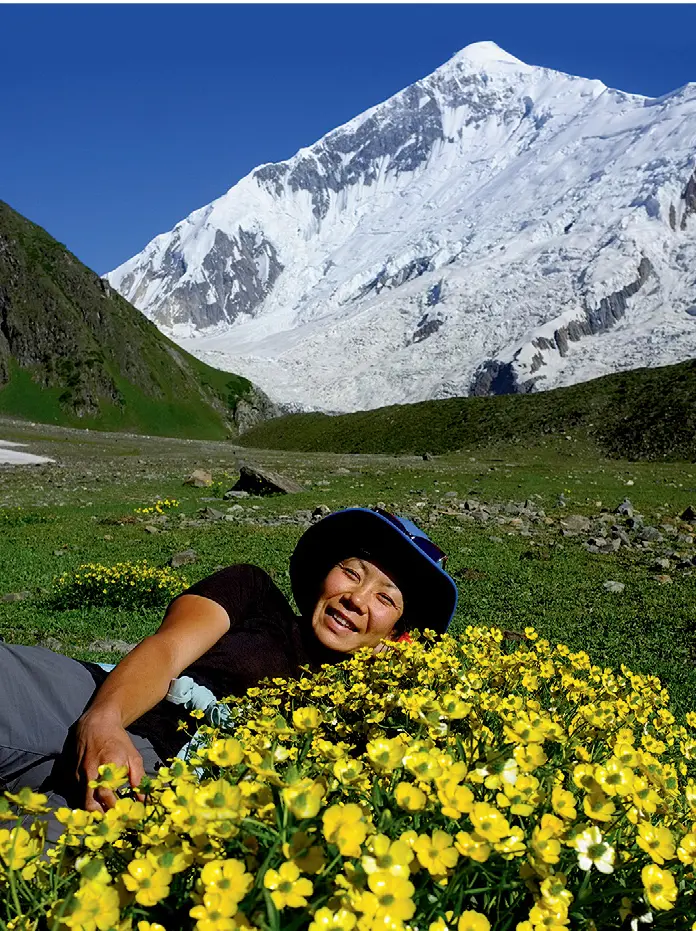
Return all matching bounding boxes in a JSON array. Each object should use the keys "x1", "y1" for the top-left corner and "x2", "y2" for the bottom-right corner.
[{"x1": 107, "y1": 41, "x2": 696, "y2": 412}]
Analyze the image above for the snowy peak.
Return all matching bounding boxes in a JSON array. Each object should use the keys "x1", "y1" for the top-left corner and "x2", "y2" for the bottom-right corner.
[{"x1": 108, "y1": 46, "x2": 696, "y2": 413}]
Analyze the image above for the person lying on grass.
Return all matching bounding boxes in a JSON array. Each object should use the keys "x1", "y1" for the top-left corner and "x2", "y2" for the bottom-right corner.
[{"x1": 0, "y1": 507, "x2": 457, "y2": 836}]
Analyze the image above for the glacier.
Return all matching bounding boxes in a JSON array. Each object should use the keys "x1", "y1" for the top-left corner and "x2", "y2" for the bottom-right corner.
[{"x1": 107, "y1": 41, "x2": 696, "y2": 413}]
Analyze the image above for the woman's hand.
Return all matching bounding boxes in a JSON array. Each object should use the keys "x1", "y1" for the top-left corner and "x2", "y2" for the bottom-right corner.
[{"x1": 74, "y1": 708, "x2": 145, "y2": 811}]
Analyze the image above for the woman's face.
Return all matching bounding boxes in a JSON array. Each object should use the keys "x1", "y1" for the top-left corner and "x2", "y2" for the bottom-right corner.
[{"x1": 311, "y1": 556, "x2": 404, "y2": 653}]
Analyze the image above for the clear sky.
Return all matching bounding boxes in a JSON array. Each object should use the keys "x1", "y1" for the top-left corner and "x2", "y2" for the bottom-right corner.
[{"x1": 2, "y1": 3, "x2": 695, "y2": 276}]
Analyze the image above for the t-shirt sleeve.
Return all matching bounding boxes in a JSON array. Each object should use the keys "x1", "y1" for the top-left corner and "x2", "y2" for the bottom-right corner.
[{"x1": 174, "y1": 563, "x2": 275, "y2": 628}]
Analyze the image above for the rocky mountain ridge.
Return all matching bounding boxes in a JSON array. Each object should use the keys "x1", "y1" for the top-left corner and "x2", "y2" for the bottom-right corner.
[{"x1": 108, "y1": 42, "x2": 696, "y2": 412}]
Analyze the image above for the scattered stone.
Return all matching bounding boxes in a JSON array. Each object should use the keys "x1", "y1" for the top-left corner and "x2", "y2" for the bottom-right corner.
[
  {"x1": 312, "y1": 505, "x2": 331, "y2": 521},
  {"x1": 678, "y1": 534, "x2": 694, "y2": 544},
  {"x1": 603, "y1": 581, "x2": 625, "y2": 593},
  {"x1": 463, "y1": 499, "x2": 481, "y2": 511},
  {"x1": 652, "y1": 557, "x2": 671, "y2": 571},
  {"x1": 656, "y1": 575, "x2": 673, "y2": 584},
  {"x1": 560, "y1": 514, "x2": 592, "y2": 533},
  {"x1": 615, "y1": 498, "x2": 634, "y2": 517},
  {"x1": 626, "y1": 515, "x2": 644, "y2": 530},
  {"x1": 226, "y1": 504, "x2": 244, "y2": 513},
  {"x1": 88, "y1": 638, "x2": 136, "y2": 654},
  {"x1": 169, "y1": 549, "x2": 198, "y2": 568},
  {"x1": 443, "y1": 491, "x2": 457, "y2": 499},
  {"x1": 103, "y1": 534, "x2": 113, "y2": 541},
  {"x1": 332, "y1": 468, "x2": 351, "y2": 476},
  {"x1": 1, "y1": 591, "x2": 31, "y2": 603},
  {"x1": 681, "y1": 505, "x2": 696, "y2": 522},
  {"x1": 422, "y1": 453, "x2": 433, "y2": 461},
  {"x1": 53, "y1": 547, "x2": 68, "y2": 556},
  {"x1": 639, "y1": 527, "x2": 664, "y2": 543},
  {"x1": 184, "y1": 469, "x2": 213, "y2": 487},
  {"x1": 39, "y1": 636, "x2": 63, "y2": 652},
  {"x1": 557, "y1": 494, "x2": 567, "y2": 508},
  {"x1": 223, "y1": 489, "x2": 249, "y2": 499},
  {"x1": 200, "y1": 507, "x2": 226, "y2": 520},
  {"x1": 144, "y1": 525, "x2": 160, "y2": 534},
  {"x1": 229, "y1": 465, "x2": 303, "y2": 497}
]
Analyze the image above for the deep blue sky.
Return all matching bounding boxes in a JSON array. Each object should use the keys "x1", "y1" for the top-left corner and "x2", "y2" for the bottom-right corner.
[{"x1": 2, "y1": 4, "x2": 694, "y2": 275}]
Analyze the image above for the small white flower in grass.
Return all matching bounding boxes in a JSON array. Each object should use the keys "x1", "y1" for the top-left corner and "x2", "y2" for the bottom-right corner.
[{"x1": 573, "y1": 825, "x2": 615, "y2": 873}]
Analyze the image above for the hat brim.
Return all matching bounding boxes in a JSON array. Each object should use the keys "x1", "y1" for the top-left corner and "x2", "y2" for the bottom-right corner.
[{"x1": 290, "y1": 508, "x2": 458, "y2": 634}]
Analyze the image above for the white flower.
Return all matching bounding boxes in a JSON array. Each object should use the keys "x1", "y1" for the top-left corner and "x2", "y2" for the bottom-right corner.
[{"x1": 574, "y1": 825, "x2": 615, "y2": 874}]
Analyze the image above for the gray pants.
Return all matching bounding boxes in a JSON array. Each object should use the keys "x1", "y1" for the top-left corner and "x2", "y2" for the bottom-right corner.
[{"x1": 0, "y1": 643, "x2": 160, "y2": 842}]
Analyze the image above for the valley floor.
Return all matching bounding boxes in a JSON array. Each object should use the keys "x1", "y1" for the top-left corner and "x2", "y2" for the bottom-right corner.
[{"x1": 1, "y1": 416, "x2": 695, "y2": 715}]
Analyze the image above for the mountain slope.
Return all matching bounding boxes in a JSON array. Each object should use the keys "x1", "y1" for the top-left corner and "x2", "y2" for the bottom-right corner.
[
  {"x1": 236, "y1": 357, "x2": 696, "y2": 461},
  {"x1": 0, "y1": 201, "x2": 276, "y2": 439},
  {"x1": 108, "y1": 41, "x2": 696, "y2": 413}
]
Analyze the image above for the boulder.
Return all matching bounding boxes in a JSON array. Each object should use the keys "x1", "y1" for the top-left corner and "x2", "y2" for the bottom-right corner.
[
  {"x1": 560, "y1": 514, "x2": 592, "y2": 533},
  {"x1": 200, "y1": 507, "x2": 226, "y2": 520},
  {"x1": 615, "y1": 498, "x2": 634, "y2": 517},
  {"x1": 229, "y1": 465, "x2": 303, "y2": 496},
  {"x1": 681, "y1": 505, "x2": 696, "y2": 522},
  {"x1": 184, "y1": 469, "x2": 213, "y2": 488},
  {"x1": 603, "y1": 581, "x2": 625, "y2": 593}
]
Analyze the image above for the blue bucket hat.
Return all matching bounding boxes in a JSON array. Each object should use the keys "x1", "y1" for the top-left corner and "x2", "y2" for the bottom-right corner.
[{"x1": 290, "y1": 507, "x2": 458, "y2": 634}]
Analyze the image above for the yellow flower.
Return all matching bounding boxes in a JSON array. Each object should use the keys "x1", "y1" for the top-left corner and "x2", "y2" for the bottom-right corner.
[
  {"x1": 636, "y1": 823, "x2": 676, "y2": 865},
  {"x1": 283, "y1": 778, "x2": 325, "y2": 819},
  {"x1": 531, "y1": 825, "x2": 561, "y2": 864},
  {"x1": 200, "y1": 858, "x2": 253, "y2": 903},
  {"x1": 458, "y1": 912, "x2": 490, "y2": 931},
  {"x1": 207, "y1": 738, "x2": 244, "y2": 767},
  {"x1": 551, "y1": 786, "x2": 577, "y2": 821},
  {"x1": 642, "y1": 863, "x2": 678, "y2": 910},
  {"x1": 308, "y1": 907, "x2": 357, "y2": 931},
  {"x1": 357, "y1": 871, "x2": 416, "y2": 922},
  {"x1": 121, "y1": 858, "x2": 172, "y2": 906},
  {"x1": 395, "y1": 782, "x2": 427, "y2": 812},
  {"x1": 333, "y1": 758, "x2": 365, "y2": 784},
  {"x1": 282, "y1": 830, "x2": 326, "y2": 875},
  {"x1": 0, "y1": 826, "x2": 43, "y2": 872},
  {"x1": 413, "y1": 830, "x2": 459, "y2": 876},
  {"x1": 138, "y1": 924, "x2": 167, "y2": 931},
  {"x1": 366, "y1": 737, "x2": 405, "y2": 771},
  {"x1": 594, "y1": 758, "x2": 634, "y2": 797},
  {"x1": 189, "y1": 889, "x2": 239, "y2": 926},
  {"x1": 583, "y1": 790, "x2": 616, "y2": 823},
  {"x1": 362, "y1": 834, "x2": 414, "y2": 877},
  {"x1": 61, "y1": 882, "x2": 121, "y2": 931},
  {"x1": 677, "y1": 831, "x2": 696, "y2": 865},
  {"x1": 468, "y1": 802, "x2": 511, "y2": 842},
  {"x1": 88, "y1": 763, "x2": 129, "y2": 791},
  {"x1": 263, "y1": 860, "x2": 313, "y2": 909},
  {"x1": 403, "y1": 749, "x2": 442, "y2": 781},
  {"x1": 292, "y1": 707, "x2": 322, "y2": 731},
  {"x1": 322, "y1": 803, "x2": 370, "y2": 857}
]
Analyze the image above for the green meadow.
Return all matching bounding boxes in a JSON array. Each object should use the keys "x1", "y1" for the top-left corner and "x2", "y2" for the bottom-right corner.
[{"x1": 1, "y1": 416, "x2": 695, "y2": 717}]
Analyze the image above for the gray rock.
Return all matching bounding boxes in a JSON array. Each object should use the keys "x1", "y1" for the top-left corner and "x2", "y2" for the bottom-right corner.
[
  {"x1": 422, "y1": 453, "x2": 433, "y2": 461},
  {"x1": 463, "y1": 499, "x2": 481, "y2": 511},
  {"x1": 611, "y1": 529, "x2": 631, "y2": 546},
  {"x1": 443, "y1": 491, "x2": 457, "y2": 499},
  {"x1": 88, "y1": 638, "x2": 136, "y2": 654},
  {"x1": 200, "y1": 507, "x2": 226, "y2": 520},
  {"x1": 184, "y1": 469, "x2": 213, "y2": 487},
  {"x1": 229, "y1": 465, "x2": 303, "y2": 496},
  {"x1": 603, "y1": 581, "x2": 625, "y2": 593},
  {"x1": 626, "y1": 516, "x2": 644, "y2": 530},
  {"x1": 169, "y1": 549, "x2": 198, "y2": 568},
  {"x1": 615, "y1": 498, "x2": 634, "y2": 517},
  {"x1": 226, "y1": 504, "x2": 244, "y2": 513},
  {"x1": 39, "y1": 636, "x2": 63, "y2": 652},
  {"x1": 332, "y1": 468, "x2": 351, "y2": 476},
  {"x1": 557, "y1": 493, "x2": 567, "y2": 508},
  {"x1": 640, "y1": 527, "x2": 664, "y2": 543},
  {"x1": 223, "y1": 489, "x2": 249, "y2": 499},
  {"x1": 561, "y1": 514, "x2": 592, "y2": 533},
  {"x1": 1, "y1": 591, "x2": 31, "y2": 603},
  {"x1": 144, "y1": 525, "x2": 160, "y2": 534},
  {"x1": 652, "y1": 557, "x2": 671, "y2": 571},
  {"x1": 678, "y1": 534, "x2": 694, "y2": 544},
  {"x1": 312, "y1": 505, "x2": 331, "y2": 520}
]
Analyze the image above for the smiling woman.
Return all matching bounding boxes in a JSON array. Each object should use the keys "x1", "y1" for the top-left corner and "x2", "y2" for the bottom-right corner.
[{"x1": 0, "y1": 507, "x2": 457, "y2": 838}]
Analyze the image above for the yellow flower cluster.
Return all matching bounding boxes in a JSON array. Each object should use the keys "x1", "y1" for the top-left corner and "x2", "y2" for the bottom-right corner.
[
  {"x1": 134, "y1": 499, "x2": 180, "y2": 516},
  {"x1": 2, "y1": 626, "x2": 696, "y2": 930},
  {"x1": 51, "y1": 561, "x2": 184, "y2": 609}
]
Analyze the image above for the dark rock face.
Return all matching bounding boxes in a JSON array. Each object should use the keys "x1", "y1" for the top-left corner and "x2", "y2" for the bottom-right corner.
[
  {"x1": 471, "y1": 257, "x2": 654, "y2": 397},
  {"x1": 411, "y1": 315, "x2": 444, "y2": 345},
  {"x1": 233, "y1": 384, "x2": 281, "y2": 434},
  {"x1": 125, "y1": 229, "x2": 284, "y2": 330},
  {"x1": 681, "y1": 170, "x2": 696, "y2": 230}
]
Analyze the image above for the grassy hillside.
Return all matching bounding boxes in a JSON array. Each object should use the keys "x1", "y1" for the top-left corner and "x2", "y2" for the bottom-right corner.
[
  {"x1": 238, "y1": 358, "x2": 696, "y2": 459},
  {"x1": 0, "y1": 200, "x2": 260, "y2": 439}
]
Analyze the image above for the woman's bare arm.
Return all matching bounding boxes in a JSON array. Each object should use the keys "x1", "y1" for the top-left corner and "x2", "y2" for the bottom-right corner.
[{"x1": 76, "y1": 594, "x2": 230, "y2": 811}]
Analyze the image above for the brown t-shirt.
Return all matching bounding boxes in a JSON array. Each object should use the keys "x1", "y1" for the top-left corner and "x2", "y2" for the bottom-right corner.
[{"x1": 80, "y1": 564, "x2": 343, "y2": 761}]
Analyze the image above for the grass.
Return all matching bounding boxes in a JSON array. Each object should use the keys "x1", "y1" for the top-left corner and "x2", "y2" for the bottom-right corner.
[
  {"x1": 2, "y1": 419, "x2": 696, "y2": 716},
  {"x1": 238, "y1": 358, "x2": 696, "y2": 460}
]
